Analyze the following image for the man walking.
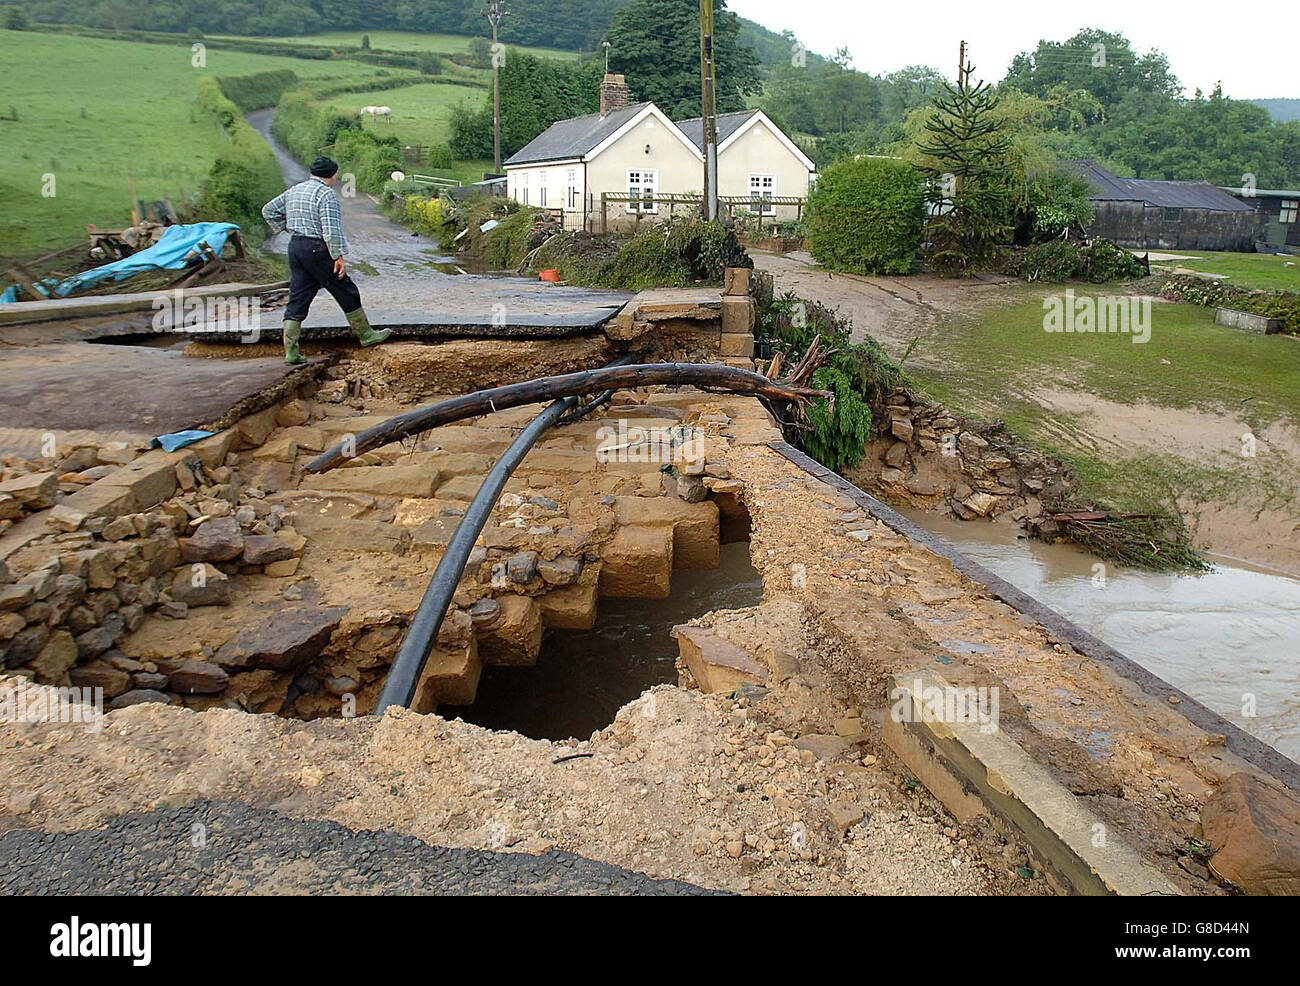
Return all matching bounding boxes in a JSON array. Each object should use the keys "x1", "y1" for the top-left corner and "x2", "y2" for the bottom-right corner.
[{"x1": 261, "y1": 156, "x2": 390, "y2": 364}]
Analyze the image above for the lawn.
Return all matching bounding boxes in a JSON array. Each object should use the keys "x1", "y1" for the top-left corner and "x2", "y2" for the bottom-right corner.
[
  {"x1": 0, "y1": 29, "x2": 399, "y2": 259},
  {"x1": 908, "y1": 284, "x2": 1300, "y2": 511},
  {"x1": 331, "y1": 82, "x2": 485, "y2": 149},
  {"x1": 1153, "y1": 250, "x2": 1300, "y2": 292}
]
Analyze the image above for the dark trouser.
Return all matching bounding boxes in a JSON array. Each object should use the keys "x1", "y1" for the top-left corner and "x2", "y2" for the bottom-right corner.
[{"x1": 284, "y1": 234, "x2": 361, "y2": 321}]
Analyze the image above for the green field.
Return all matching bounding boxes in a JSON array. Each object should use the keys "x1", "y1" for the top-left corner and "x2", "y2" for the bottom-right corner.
[
  {"x1": 0, "y1": 29, "x2": 400, "y2": 259},
  {"x1": 243, "y1": 30, "x2": 583, "y2": 61},
  {"x1": 333, "y1": 82, "x2": 484, "y2": 149},
  {"x1": 1154, "y1": 250, "x2": 1300, "y2": 292}
]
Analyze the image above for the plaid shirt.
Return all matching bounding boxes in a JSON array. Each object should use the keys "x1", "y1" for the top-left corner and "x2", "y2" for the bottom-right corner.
[{"x1": 262, "y1": 178, "x2": 348, "y2": 258}]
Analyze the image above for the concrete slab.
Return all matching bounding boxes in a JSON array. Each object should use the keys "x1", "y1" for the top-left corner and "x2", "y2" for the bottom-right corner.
[
  {"x1": 886, "y1": 670, "x2": 1182, "y2": 896},
  {"x1": 0, "y1": 341, "x2": 322, "y2": 454}
]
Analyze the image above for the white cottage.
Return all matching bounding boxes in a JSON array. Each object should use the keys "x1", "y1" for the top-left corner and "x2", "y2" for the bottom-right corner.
[{"x1": 504, "y1": 74, "x2": 816, "y2": 230}]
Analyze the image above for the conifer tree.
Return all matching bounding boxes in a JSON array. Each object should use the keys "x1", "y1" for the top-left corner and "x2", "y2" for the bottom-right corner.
[{"x1": 916, "y1": 44, "x2": 1014, "y2": 272}]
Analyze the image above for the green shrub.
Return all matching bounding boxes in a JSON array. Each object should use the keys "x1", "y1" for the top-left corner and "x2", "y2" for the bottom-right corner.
[
  {"x1": 806, "y1": 156, "x2": 926, "y2": 275},
  {"x1": 1017, "y1": 240, "x2": 1085, "y2": 282},
  {"x1": 272, "y1": 90, "x2": 399, "y2": 196},
  {"x1": 1083, "y1": 238, "x2": 1145, "y2": 282},
  {"x1": 193, "y1": 77, "x2": 284, "y2": 238},
  {"x1": 1161, "y1": 274, "x2": 1300, "y2": 333},
  {"x1": 532, "y1": 219, "x2": 752, "y2": 292},
  {"x1": 1012, "y1": 237, "x2": 1144, "y2": 283},
  {"x1": 760, "y1": 292, "x2": 904, "y2": 471},
  {"x1": 215, "y1": 69, "x2": 299, "y2": 112}
]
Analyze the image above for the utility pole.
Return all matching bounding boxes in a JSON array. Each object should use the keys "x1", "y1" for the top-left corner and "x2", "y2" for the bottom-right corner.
[
  {"x1": 484, "y1": 0, "x2": 508, "y2": 174},
  {"x1": 699, "y1": 0, "x2": 718, "y2": 221}
]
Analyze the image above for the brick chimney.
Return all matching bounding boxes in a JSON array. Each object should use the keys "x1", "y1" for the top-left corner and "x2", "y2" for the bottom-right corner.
[{"x1": 600, "y1": 73, "x2": 630, "y2": 117}]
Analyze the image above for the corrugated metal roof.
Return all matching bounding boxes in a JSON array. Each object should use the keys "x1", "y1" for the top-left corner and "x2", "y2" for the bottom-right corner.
[
  {"x1": 504, "y1": 103, "x2": 652, "y2": 166},
  {"x1": 1069, "y1": 160, "x2": 1252, "y2": 212},
  {"x1": 674, "y1": 110, "x2": 759, "y2": 152}
]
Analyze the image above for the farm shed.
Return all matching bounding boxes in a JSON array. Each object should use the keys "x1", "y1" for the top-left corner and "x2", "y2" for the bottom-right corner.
[
  {"x1": 1070, "y1": 161, "x2": 1257, "y2": 252},
  {"x1": 1221, "y1": 186, "x2": 1300, "y2": 251}
]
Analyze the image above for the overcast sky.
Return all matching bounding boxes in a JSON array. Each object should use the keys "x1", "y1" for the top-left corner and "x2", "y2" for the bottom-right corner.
[{"x1": 728, "y1": 0, "x2": 1297, "y2": 99}]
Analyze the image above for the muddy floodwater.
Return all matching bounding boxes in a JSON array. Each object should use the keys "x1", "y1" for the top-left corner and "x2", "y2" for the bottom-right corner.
[
  {"x1": 445, "y1": 542, "x2": 764, "y2": 741},
  {"x1": 898, "y1": 508, "x2": 1300, "y2": 763}
]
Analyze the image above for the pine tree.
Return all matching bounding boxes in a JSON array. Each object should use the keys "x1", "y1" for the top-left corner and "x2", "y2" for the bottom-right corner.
[{"x1": 916, "y1": 43, "x2": 1014, "y2": 273}]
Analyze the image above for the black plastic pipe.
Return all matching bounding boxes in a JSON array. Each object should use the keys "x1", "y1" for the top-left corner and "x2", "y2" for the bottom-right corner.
[
  {"x1": 373, "y1": 393, "x2": 580, "y2": 714},
  {"x1": 373, "y1": 357, "x2": 634, "y2": 714}
]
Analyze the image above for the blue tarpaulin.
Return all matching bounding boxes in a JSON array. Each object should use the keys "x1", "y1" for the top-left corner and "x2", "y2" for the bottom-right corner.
[
  {"x1": 0, "y1": 222, "x2": 240, "y2": 304},
  {"x1": 152, "y1": 430, "x2": 216, "y2": 453}
]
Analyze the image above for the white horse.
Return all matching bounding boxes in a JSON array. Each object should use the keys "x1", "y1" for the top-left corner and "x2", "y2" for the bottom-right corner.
[{"x1": 360, "y1": 105, "x2": 392, "y2": 123}]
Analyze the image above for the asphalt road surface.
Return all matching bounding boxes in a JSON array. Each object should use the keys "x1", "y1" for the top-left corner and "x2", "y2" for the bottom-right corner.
[{"x1": 0, "y1": 800, "x2": 723, "y2": 896}]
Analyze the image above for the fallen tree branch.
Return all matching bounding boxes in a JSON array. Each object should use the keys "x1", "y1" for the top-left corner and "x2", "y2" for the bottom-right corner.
[{"x1": 305, "y1": 362, "x2": 830, "y2": 473}]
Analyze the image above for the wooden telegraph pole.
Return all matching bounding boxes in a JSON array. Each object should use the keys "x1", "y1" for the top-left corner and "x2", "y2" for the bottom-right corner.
[
  {"x1": 484, "y1": 0, "x2": 508, "y2": 174},
  {"x1": 699, "y1": 0, "x2": 719, "y2": 221}
]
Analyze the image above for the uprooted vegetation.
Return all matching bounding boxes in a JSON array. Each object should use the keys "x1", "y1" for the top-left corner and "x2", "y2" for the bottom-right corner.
[
  {"x1": 759, "y1": 293, "x2": 902, "y2": 472},
  {"x1": 435, "y1": 196, "x2": 753, "y2": 290}
]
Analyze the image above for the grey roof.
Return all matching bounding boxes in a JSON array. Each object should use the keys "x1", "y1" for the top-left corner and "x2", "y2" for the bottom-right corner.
[
  {"x1": 504, "y1": 103, "x2": 652, "y2": 166},
  {"x1": 674, "y1": 110, "x2": 760, "y2": 152},
  {"x1": 1070, "y1": 160, "x2": 1252, "y2": 212}
]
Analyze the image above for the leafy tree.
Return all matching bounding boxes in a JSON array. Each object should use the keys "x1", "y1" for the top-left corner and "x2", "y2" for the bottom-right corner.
[
  {"x1": 601, "y1": 0, "x2": 761, "y2": 117},
  {"x1": 914, "y1": 49, "x2": 1014, "y2": 272},
  {"x1": 1003, "y1": 28, "x2": 1181, "y2": 111}
]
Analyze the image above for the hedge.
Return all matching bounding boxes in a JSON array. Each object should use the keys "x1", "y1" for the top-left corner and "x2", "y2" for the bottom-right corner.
[
  {"x1": 215, "y1": 70, "x2": 300, "y2": 112},
  {"x1": 806, "y1": 156, "x2": 926, "y2": 275},
  {"x1": 1160, "y1": 274, "x2": 1300, "y2": 334},
  {"x1": 272, "y1": 90, "x2": 401, "y2": 196},
  {"x1": 193, "y1": 77, "x2": 285, "y2": 239}
]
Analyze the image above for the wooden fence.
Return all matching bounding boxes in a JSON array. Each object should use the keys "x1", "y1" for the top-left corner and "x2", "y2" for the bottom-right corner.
[{"x1": 596, "y1": 193, "x2": 807, "y2": 233}]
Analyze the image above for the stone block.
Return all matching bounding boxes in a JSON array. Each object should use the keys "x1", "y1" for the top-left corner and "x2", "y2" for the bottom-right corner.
[
  {"x1": 673, "y1": 625, "x2": 768, "y2": 694},
  {"x1": 612, "y1": 496, "x2": 719, "y2": 570},
  {"x1": 476, "y1": 594, "x2": 543, "y2": 666},
  {"x1": 599, "y1": 525, "x2": 672, "y2": 598}
]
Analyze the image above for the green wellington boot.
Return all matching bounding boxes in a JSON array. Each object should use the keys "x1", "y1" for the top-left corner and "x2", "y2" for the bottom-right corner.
[
  {"x1": 282, "y1": 318, "x2": 306, "y2": 365},
  {"x1": 346, "y1": 308, "x2": 392, "y2": 347}
]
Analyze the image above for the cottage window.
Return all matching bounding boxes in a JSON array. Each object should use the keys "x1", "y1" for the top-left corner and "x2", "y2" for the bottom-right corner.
[
  {"x1": 1163, "y1": 207, "x2": 1182, "y2": 222},
  {"x1": 520, "y1": 171, "x2": 530, "y2": 207},
  {"x1": 567, "y1": 169, "x2": 578, "y2": 210},
  {"x1": 539, "y1": 171, "x2": 548, "y2": 208},
  {"x1": 627, "y1": 170, "x2": 657, "y2": 214},
  {"x1": 1281, "y1": 200, "x2": 1299, "y2": 224},
  {"x1": 749, "y1": 174, "x2": 777, "y2": 217}
]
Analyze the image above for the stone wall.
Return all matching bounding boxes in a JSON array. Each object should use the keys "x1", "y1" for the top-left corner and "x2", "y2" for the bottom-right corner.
[{"x1": 854, "y1": 386, "x2": 1079, "y2": 527}]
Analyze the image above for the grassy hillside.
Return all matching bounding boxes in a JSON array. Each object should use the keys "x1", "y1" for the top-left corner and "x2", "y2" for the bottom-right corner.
[
  {"x1": 0, "y1": 29, "x2": 399, "y2": 259},
  {"x1": 328, "y1": 82, "x2": 487, "y2": 149},
  {"x1": 241, "y1": 29, "x2": 582, "y2": 61}
]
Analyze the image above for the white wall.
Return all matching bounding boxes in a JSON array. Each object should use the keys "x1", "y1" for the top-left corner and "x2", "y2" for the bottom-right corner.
[
  {"x1": 505, "y1": 161, "x2": 585, "y2": 224},
  {"x1": 716, "y1": 120, "x2": 813, "y2": 222}
]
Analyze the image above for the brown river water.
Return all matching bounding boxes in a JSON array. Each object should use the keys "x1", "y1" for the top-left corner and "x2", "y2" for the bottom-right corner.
[{"x1": 898, "y1": 509, "x2": 1300, "y2": 763}]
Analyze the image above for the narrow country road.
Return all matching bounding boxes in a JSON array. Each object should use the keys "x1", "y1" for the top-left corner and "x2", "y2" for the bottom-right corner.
[{"x1": 246, "y1": 109, "x2": 631, "y2": 333}]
